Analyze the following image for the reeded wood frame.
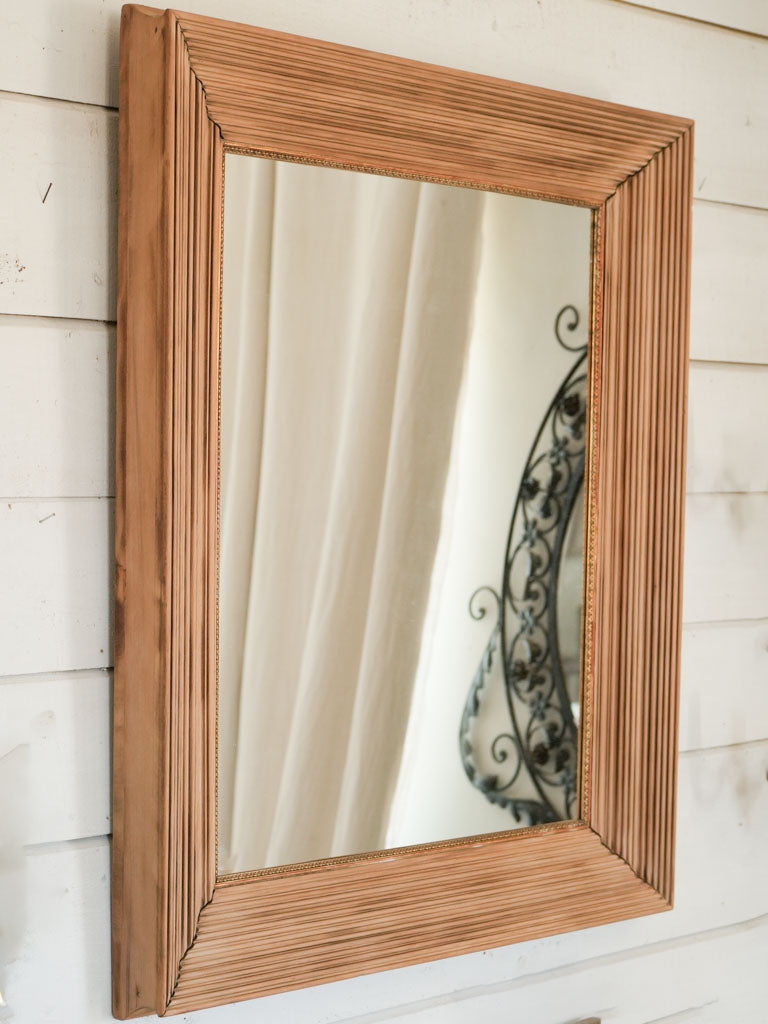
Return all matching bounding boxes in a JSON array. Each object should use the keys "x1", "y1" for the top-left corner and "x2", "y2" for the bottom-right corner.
[{"x1": 114, "y1": 4, "x2": 693, "y2": 1018}]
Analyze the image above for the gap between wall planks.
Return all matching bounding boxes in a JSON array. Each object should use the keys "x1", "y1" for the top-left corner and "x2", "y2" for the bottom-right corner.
[{"x1": 113, "y1": 4, "x2": 693, "y2": 1017}]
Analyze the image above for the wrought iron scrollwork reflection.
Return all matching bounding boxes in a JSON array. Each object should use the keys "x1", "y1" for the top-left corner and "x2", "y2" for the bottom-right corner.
[{"x1": 459, "y1": 304, "x2": 587, "y2": 825}]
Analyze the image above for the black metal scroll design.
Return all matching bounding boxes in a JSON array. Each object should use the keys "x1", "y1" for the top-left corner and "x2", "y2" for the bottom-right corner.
[{"x1": 459, "y1": 305, "x2": 587, "y2": 825}]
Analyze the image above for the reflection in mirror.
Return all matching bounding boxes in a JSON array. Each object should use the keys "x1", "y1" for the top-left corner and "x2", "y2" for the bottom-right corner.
[
  {"x1": 459, "y1": 303, "x2": 586, "y2": 827},
  {"x1": 217, "y1": 153, "x2": 591, "y2": 874}
]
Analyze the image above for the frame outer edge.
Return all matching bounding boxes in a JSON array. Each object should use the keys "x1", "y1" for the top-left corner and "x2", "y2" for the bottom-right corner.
[
  {"x1": 664, "y1": 122, "x2": 694, "y2": 906},
  {"x1": 113, "y1": 5, "x2": 175, "y2": 1018}
]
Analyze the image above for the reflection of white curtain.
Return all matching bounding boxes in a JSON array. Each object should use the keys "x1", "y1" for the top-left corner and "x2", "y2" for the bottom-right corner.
[{"x1": 218, "y1": 158, "x2": 485, "y2": 872}]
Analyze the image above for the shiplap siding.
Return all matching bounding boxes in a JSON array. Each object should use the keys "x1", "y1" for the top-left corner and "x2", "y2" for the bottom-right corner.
[
  {"x1": 623, "y1": 0, "x2": 768, "y2": 38},
  {"x1": 0, "y1": 0, "x2": 765, "y2": 1022},
  {"x1": 0, "y1": 317, "x2": 114, "y2": 498}
]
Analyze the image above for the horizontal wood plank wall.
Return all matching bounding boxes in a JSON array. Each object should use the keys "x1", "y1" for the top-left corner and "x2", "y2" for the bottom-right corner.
[
  {"x1": 0, "y1": 317, "x2": 115, "y2": 498},
  {"x1": 615, "y1": 0, "x2": 768, "y2": 37},
  {"x1": 0, "y1": 0, "x2": 766, "y2": 1022},
  {"x1": 0, "y1": 94, "x2": 117, "y2": 320}
]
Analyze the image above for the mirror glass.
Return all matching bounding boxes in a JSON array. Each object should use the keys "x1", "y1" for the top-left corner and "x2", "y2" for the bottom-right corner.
[{"x1": 217, "y1": 153, "x2": 591, "y2": 874}]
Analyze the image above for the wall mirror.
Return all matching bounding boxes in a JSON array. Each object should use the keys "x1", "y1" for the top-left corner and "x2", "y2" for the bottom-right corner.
[{"x1": 114, "y1": 4, "x2": 692, "y2": 1017}]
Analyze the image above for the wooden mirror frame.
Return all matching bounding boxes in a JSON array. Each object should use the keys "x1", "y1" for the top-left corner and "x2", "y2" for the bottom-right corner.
[{"x1": 113, "y1": 4, "x2": 693, "y2": 1017}]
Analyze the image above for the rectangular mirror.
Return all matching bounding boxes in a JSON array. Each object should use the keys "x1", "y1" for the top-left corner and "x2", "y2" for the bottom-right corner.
[
  {"x1": 217, "y1": 156, "x2": 592, "y2": 873},
  {"x1": 114, "y1": 6, "x2": 692, "y2": 1016}
]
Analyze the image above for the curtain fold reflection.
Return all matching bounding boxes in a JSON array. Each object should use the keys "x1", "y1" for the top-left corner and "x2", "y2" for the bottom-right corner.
[{"x1": 218, "y1": 159, "x2": 485, "y2": 872}]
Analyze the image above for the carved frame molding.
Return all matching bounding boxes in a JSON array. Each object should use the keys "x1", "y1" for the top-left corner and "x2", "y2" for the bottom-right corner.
[{"x1": 114, "y1": 4, "x2": 692, "y2": 1016}]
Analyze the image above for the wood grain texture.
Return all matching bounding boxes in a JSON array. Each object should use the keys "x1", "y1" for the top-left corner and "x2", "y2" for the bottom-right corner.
[
  {"x1": 589, "y1": 128, "x2": 693, "y2": 899},
  {"x1": 113, "y1": 5, "x2": 173, "y2": 1017},
  {"x1": 174, "y1": 9, "x2": 689, "y2": 208},
  {"x1": 171, "y1": 826, "x2": 666, "y2": 1012},
  {"x1": 114, "y1": 4, "x2": 692, "y2": 1017},
  {"x1": 113, "y1": 4, "x2": 221, "y2": 1016}
]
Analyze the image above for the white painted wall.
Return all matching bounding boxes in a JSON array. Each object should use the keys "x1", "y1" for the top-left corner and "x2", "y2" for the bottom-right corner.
[{"x1": 0, "y1": 1, "x2": 766, "y2": 1022}]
